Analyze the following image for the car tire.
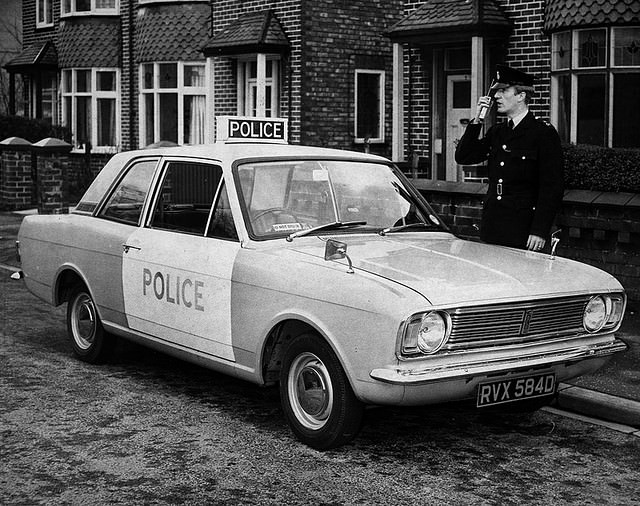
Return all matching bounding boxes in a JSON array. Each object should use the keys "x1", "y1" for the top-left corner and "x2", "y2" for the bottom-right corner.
[
  {"x1": 279, "y1": 333, "x2": 364, "y2": 450},
  {"x1": 66, "y1": 286, "x2": 114, "y2": 364}
]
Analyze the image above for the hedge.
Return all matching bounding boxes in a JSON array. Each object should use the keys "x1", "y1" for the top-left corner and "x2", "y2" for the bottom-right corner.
[
  {"x1": 563, "y1": 143, "x2": 640, "y2": 194},
  {"x1": 0, "y1": 115, "x2": 71, "y2": 144}
]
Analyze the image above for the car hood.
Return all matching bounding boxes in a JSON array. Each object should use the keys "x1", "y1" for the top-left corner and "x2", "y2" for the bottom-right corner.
[{"x1": 283, "y1": 233, "x2": 622, "y2": 307}]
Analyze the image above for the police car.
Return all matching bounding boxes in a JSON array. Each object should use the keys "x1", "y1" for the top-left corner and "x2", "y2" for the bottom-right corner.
[{"x1": 16, "y1": 117, "x2": 627, "y2": 449}]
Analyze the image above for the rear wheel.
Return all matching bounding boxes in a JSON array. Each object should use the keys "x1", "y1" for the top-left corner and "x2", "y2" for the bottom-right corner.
[
  {"x1": 66, "y1": 286, "x2": 114, "y2": 363},
  {"x1": 279, "y1": 334, "x2": 364, "y2": 450}
]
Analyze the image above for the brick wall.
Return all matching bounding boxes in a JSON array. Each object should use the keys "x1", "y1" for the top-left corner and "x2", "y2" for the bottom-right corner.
[
  {"x1": 0, "y1": 147, "x2": 34, "y2": 211},
  {"x1": 413, "y1": 179, "x2": 640, "y2": 303},
  {"x1": 497, "y1": 0, "x2": 551, "y2": 119},
  {"x1": 300, "y1": 0, "x2": 403, "y2": 156},
  {"x1": 212, "y1": 1, "x2": 302, "y2": 143}
]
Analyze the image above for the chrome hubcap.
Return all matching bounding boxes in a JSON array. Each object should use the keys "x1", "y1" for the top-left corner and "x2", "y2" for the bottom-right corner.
[
  {"x1": 71, "y1": 293, "x2": 97, "y2": 350},
  {"x1": 288, "y1": 352, "x2": 333, "y2": 430}
]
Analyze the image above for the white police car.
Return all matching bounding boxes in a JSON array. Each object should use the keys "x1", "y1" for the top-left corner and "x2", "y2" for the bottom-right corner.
[{"x1": 17, "y1": 117, "x2": 627, "y2": 449}]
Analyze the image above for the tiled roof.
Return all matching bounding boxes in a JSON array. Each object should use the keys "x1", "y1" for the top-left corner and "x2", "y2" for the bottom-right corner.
[
  {"x1": 4, "y1": 41, "x2": 58, "y2": 70},
  {"x1": 388, "y1": 0, "x2": 511, "y2": 40},
  {"x1": 136, "y1": 3, "x2": 210, "y2": 62},
  {"x1": 545, "y1": 0, "x2": 640, "y2": 31},
  {"x1": 202, "y1": 10, "x2": 290, "y2": 56},
  {"x1": 58, "y1": 18, "x2": 120, "y2": 67}
]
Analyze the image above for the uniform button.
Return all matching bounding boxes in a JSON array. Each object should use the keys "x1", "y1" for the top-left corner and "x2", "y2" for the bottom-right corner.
[
  {"x1": 522, "y1": 156, "x2": 526, "y2": 160},
  {"x1": 498, "y1": 178, "x2": 503, "y2": 183},
  {"x1": 500, "y1": 161, "x2": 505, "y2": 166},
  {"x1": 502, "y1": 144, "x2": 507, "y2": 150},
  {"x1": 497, "y1": 196, "x2": 502, "y2": 200}
]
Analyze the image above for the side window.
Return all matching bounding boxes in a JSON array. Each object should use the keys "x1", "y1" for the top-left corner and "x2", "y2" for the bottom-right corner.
[
  {"x1": 207, "y1": 182, "x2": 238, "y2": 241},
  {"x1": 99, "y1": 160, "x2": 158, "y2": 225},
  {"x1": 150, "y1": 161, "x2": 222, "y2": 235}
]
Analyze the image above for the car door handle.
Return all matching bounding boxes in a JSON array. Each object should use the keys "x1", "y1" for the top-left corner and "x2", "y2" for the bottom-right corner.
[{"x1": 123, "y1": 243, "x2": 141, "y2": 253}]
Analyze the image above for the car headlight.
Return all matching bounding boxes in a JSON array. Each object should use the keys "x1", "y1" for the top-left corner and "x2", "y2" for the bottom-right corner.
[
  {"x1": 583, "y1": 294, "x2": 626, "y2": 333},
  {"x1": 401, "y1": 311, "x2": 450, "y2": 356}
]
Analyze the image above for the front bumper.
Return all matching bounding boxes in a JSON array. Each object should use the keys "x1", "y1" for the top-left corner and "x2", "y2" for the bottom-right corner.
[{"x1": 370, "y1": 338, "x2": 628, "y2": 385}]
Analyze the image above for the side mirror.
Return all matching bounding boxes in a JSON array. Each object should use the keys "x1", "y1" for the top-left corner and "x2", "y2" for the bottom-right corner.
[{"x1": 324, "y1": 239, "x2": 354, "y2": 274}]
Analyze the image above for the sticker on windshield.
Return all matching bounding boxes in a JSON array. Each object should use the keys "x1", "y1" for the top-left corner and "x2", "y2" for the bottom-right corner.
[
  {"x1": 312, "y1": 169, "x2": 329, "y2": 181},
  {"x1": 273, "y1": 223, "x2": 303, "y2": 232}
]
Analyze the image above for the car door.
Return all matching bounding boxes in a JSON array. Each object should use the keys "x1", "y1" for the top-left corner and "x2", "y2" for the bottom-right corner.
[{"x1": 121, "y1": 158, "x2": 241, "y2": 362}]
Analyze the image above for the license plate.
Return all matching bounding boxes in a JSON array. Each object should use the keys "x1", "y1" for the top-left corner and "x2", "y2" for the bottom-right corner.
[{"x1": 477, "y1": 372, "x2": 556, "y2": 408}]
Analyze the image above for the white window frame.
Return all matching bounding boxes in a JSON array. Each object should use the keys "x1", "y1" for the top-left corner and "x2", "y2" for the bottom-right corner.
[
  {"x1": 36, "y1": 0, "x2": 54, "y2": 28},
  {"x1": 61, "y1": 67, "x2": 121, "y2": 152},
  {"x1": 236, "y1": 55, "x2": 280, "y2": 118},
  {"x1": 551, "y1": 26, "x2": 640, "y2": 148},
  {"x1": 61, "y1": 0, "x2": 119, "y2": 16},
  {"x1": 354, "y1": 69, "x2": 385, "y2": 144},
  {"x1": 139, "y1": 61, "x2": 209, "y2": 148}
]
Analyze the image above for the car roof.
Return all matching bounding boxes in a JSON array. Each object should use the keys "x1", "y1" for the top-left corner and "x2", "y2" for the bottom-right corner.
[{"x1": 132, "y1": 142, "x2": 390, "y2": 164}]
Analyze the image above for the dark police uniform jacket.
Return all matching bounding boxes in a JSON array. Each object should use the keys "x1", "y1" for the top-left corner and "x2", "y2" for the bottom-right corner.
[{"x1": 455, "y1": 111, "x2": 564, "y2": 249}]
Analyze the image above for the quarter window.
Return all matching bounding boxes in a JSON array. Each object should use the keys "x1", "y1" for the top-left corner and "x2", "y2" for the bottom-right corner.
[
  {"x1": 551, "y1": 27, "x2": 640, "y2": 148},
  {"x1": 100, "y1": 160, "x2": 158, "y2": 225},
  {"x1": 61, "y1": 68, "x2": 120, "y2": 150},
  {"x1": 140, "y1": 62, "x2": 207, "y2": 147},
  {"x1": 354, "y1": 69, "x2": 385, "y2": 144}
]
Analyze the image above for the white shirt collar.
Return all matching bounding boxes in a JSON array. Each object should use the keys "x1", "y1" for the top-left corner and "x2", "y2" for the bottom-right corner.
[{"x1": 510, "y1": 109, "x2": 529, "y2": 128}]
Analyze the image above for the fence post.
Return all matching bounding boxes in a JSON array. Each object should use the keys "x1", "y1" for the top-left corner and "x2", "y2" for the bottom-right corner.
[
  {"x1": 0, "y1": 137, "x2": 34, "y2": 211},
  {"x1": 32, "y1": 137, "x2": 73, "y2": 214}
]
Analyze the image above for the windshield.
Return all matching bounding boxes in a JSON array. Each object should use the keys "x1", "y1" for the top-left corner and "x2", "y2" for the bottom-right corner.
[{"x1": 235, "y1": 159, "x2": 443, "y2": 239}]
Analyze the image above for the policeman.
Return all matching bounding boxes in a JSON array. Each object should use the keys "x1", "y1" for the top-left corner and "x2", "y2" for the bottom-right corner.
[{"x1": 455, "y1": 64, "x2": 564, "y2": 251}]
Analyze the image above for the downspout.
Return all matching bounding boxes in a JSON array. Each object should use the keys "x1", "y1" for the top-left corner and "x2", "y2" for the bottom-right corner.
[{"x1": 128, "y1": 0, "x2": 135, "y2": 150}]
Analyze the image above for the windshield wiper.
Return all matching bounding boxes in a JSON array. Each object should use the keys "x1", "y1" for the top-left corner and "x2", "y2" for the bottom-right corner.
[
  {"x1": 379, "y1": 222, "x2": 439, "y2": 236},
  {"x1": 286, "y1": 220, "x2": 367, "y2": 242}
]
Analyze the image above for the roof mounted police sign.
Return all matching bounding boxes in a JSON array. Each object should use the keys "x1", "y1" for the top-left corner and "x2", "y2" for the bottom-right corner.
[{"x1": 216, "y1": 116, "x2": 288, "y2": 144}]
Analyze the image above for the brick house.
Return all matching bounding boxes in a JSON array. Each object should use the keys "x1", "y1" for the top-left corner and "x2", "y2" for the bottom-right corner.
[{"x1": 3, "y1": 0, "x2": 640, "y2": 176}]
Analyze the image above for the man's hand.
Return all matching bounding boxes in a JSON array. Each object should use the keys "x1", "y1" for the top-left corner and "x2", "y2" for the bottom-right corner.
[{"x1": 527, "y1": 234, "x2": 546, "y2": 251}]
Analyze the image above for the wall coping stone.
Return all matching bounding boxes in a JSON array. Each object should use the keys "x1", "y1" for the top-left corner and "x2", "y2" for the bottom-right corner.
[
  {"x1": 413, "y1": 179, "x2": 640, "y2": 210},
  {"x1": 0, "y1": 137, "x2": 33, "y2": 151},
  {"x1": 31, "y1": 137, "x2": 73, "y2": 153}
]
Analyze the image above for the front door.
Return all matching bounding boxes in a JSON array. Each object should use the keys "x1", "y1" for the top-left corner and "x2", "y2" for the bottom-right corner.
[
  {"x1": 121, "y1": 159, "x2": 240, "y2": 362},
  {"x1": 446, "y1": 74, "x2": 472, "y2": 181}
]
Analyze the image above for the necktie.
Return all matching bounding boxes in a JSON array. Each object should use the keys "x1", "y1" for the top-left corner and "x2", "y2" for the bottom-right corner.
[{"x1": 508, "y1": 119, "x2": 515, "y2": 130}]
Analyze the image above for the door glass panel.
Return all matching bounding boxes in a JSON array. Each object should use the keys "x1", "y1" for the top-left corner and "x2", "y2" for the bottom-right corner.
[
  {"x1": 150, "y1": 162, "x2": 222, "y2": 235},
  {"x1": 159, "y1": 93, "x2": 178, "y2": 143},
  {"x1": 452, "y1": 81, "x2": 471, "y2": 108}
]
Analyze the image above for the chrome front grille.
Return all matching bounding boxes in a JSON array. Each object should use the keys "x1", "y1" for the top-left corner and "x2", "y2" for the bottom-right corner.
[{"x1": 445, "y1": 297, "x2": 590, "y2": 350}]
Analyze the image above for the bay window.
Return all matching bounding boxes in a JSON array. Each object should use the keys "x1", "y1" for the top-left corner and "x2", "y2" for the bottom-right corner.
[
  {"x1": 551, "y1": 26, "x2": 640, "y2": 148},
  {"x1": 62, "y1": 68, "x2": 120, "y2": 150},
  {"x1": 61, "y1": 0, "x2": 118, "y2": 15},
  {"x1": 140, "y1": 62, "x2": 207, "y2": 147}
]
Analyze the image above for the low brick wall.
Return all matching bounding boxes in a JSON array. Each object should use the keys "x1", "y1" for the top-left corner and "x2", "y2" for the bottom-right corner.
[{"x1": 412, "y1": 179, "x2": 640, "y2": 304}]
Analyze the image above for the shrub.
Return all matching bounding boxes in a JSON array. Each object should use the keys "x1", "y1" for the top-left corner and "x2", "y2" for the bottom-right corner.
[
  {"x1": 0, "y1": 115, "x2": 71, "y2": 144},
  {"x1": 563, "y1": 143, "x2": 640, "y2": 193}
]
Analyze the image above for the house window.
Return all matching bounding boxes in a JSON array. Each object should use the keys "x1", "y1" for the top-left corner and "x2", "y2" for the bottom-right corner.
[
  {"x1": 551, "y1": 27, "x2": 640, "y2": 148},
  {"x1": 62, "y1": 68, "x2": 120, "y2": 150},
  {"x1": 140, "y1": 62, "x2": 207, "y2": 147},
  {"x1": 37, "y1": 0, "x2": 53, "y2": 27},
  {"x1": 237, "y1": 56, "x2": 280, "y2": 117},
  {"x1": 61, "y1": 0, "x2": 118, "y2": 15},
  {"x1": 27, "y1": 72, "x2": 58, "y2": 123},
  {"x1": 354, "y1": 69, "x2": 385, "y2": 143}
]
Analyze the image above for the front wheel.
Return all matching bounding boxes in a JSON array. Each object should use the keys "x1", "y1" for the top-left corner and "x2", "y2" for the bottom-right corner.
[
  {"x1": 66, "y1": 286, "x2": 114, "y2": 363},
  {"x1": 279, "y1": 334, "x2": 364, "y2": 450}
]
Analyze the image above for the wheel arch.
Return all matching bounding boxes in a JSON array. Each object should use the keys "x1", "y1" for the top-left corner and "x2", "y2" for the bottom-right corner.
[
  {"x1": 53, "y1": 265, "x2": 93, "y2": 306},
  {"x1": 260, "y1": 317, "x2": 354, "y2": 390}
]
